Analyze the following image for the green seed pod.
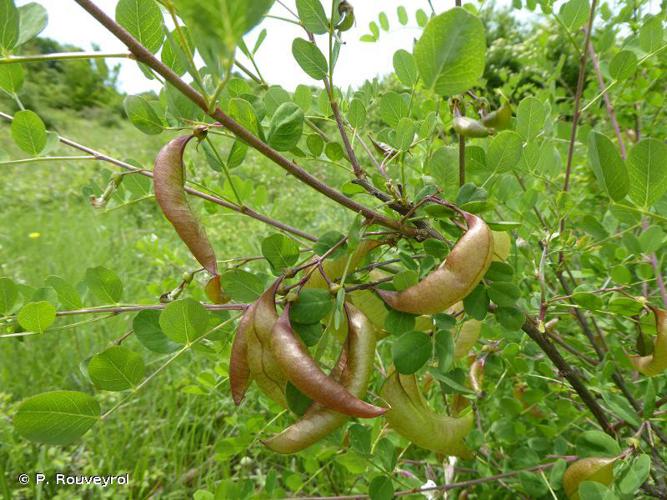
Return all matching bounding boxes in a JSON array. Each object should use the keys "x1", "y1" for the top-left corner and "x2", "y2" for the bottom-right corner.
[
  {"x1": 481, "y1": 102, "x2": 512, "y2": 130},
  {"x1": 563, "y1": 457, "x2": 616, "y2": 500},
  {"x1": 454, "y1": 320, "x2": 482, "y2": 358},
  {"x1": 153, "y1": 135, "x2": 229, "y2": 303},
  {"x1": 270, "y1": 304, "x2": 385, "y2": 418},
  {"x1": 264, "y1": 304, "x2": 377, "y2": 453},
  {"x1": 452, "y1": 116, "x2": 490, "y2": 138},
  {"x1": 246, "y1": 280, "x2": 288, "y2": 407},
  {"x1": 381, "y1": 371, "x2": 474, "y2": 458},
  {"x1": 378, "y1": 212, "x2": 494, "y2": 315},
  {"x1": 630, "y1": 308, "x2": 667, "y2": 376}
]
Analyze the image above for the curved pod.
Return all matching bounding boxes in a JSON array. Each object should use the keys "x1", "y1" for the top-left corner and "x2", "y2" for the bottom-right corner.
[
  {"x1": 270, "y1": 304, "x2": 385, "y2": 418},
  {"x1": 482, "y1": 102, "x2": 512, "y2": 130},
  {"x1": 153, "y1": 135, "x2": 228, "y2": 303},
  {"x1": 264, "y1": 304, "x2": 377, "y2": 453},
  {"x1": 378, "y1": 213, "x2": 494, "y2": 315},
  {"x1": 630, "y1": 308, "x2": 666, "y2": 376},
  {"x1": 229, "y1": 305, "x2": 254, "y2": 405},
  {"x1": 381, "y1": 371, "x2": 473, "y2": 458},
  {"x1": 563, "y1": 457, "x2": 615, "y2": 500},
  {"x1": 453, "y1": 116, "x2": 489, "y2": 138},
  {"x1": 246, "y1": 280, "x2": 288, "y2": 407}
]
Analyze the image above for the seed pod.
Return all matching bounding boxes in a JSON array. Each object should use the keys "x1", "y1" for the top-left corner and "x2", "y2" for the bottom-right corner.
[
  {"x1": 381, "y1": 371, "x2": 473, "y2": 458},
  {"x1": 630, "y1": 308, "x2": 666, "y2": 377},
  {"x1": 481, "y1": 102, "x2": 512, "y2": 130},
  {"x1": 454, "y1": 320, "x2": 482, "y2": 358},
  {"x1": 452, "y1": 116, "x2": 489, "y2": 138},
  {"x1": 377, "y1": 212, "x2": 494, "y2": 315},
  {"x1": 306, "y1": 240, "x2": 382, "y2": 289},
  {"x1": 153, "y1": 135, "x2": 229, "y2": 303},
  {"x1": 246, "y1": 280, "x2": 288, "y2": 407},
  {"x1": 491, "y1": 230, "x2": 511, "y2": 262},
  {"x1": 229, "y1": 304, "x2": 254, "y2": 405},
  {"x1": 264, "y1": 304, "x2": 377, "y2": 453},
  {"x1": 562, "y1": 457, "x2": 616, "y2": 500},
  {"x1": 270, "y1": 304, "x2": 386, "y2": 418}
]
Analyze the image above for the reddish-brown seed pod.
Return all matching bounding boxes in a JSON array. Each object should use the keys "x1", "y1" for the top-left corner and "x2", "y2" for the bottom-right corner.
[
  {"x1": 377, "y1": 212, "x2": 494, "y2": 315},
  {"x1": 630, "y1": 308, "x2": 667, "y2": 377},
  {"x1": 154, "y1": 135, "x2": 228, "y2": 302},
  {"x1": 229, "y1": 304, "x2": 255, "y2": 405},
  {"x1": 270, "y1": 304, "x2": 386, "y2": 418},
  {"x1": 246, "y1": 280, "x2": 288, "y2": 407},
  {"x1": 264, "y1": 304, "x2": 377, "y2": 453}
]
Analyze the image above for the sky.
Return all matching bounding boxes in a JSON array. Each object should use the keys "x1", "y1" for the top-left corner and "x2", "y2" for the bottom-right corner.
[{"x1": 19, "y1": 0, "x2": 530, "y2": 94}]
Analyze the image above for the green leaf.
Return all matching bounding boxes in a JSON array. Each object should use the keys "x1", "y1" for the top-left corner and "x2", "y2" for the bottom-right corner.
[
  {"x1": 285, "y1": 381, "x2": 313, "y2": 416},
  {"x1": 414, "y1": 7, "x2": 486, "y2": 96},
  {"x1": 16, "y1": 2, "x2": 47, "y2": 46},
  {"x1": 0, "y1": 62, "x2": 23, "y2": 93},
  {"x1": 487, "y1": 131, "x2": 522, "y2": 173},
  {"x1": 313, "y1": 231, "x2": 347, "y2": 257},
  {"x1": 392, "y1": 331, "x2": 432, "y2": 374},
  {"x1": 45, "y1": 275, "x2": 82, "y2": 309},
  {"x1": 609, "y1": 50, "x2": 637, "y2": 80},
  {"x1": 263, "y1": 85, "x2": 290, "y2": 116},
  {"x1": 618, "y1": 455, "x2": 651, "y2": 495},
  {"x1": 294, "y1": 84, "x2": 312, "y2": 111},
  {"x1": 14, "y1": 391, "x2": 100, "y2": 445},
  {"x1": 11, "y1": 110, "x2": 46, "y2": 155},
  {"x1": 384, "y1": 309, "x2": 416, "y2": 335},
  {"x1": 348, "y1": 98, "x2": 366, "y2": 129},
  {"x1": 559, "y1": 0, "x2": 590, "y2": 32},
  {"x1": 296, "y1": 0, "x2": 329, "y2": 35},
  {"x1": 228, "y1": 97, "x2": 261, "y2": 135},
  {"x1": 639, "y1": 16, "x2": 664, "y2": 53},
  {"x1": 292, "y1": 321, "x2": 323, "y2": 346},
  {"x1": 578, "y1": 481, "x2": 616, "y2": 500},
  {"x1": 133, "y1": 310, "x2": 180, "y2": 353},
  {"x1": 161, "y1": 27, "x2": 193, "y2": 76},
  {"x1": 639, "y1": 225, "x2": 665, "y2": 253},
  {"x1": 435, "y1": 330, "x2": 454, "y2": 373},
  {"x1": 289, "y1": 289, "x2": 333, "y2": 324},
  {"x1": 516, "y1": 97, "x2": 545, "y2": 140},
  {"x1": 627, "y1": 138, "x2": 667, "y2": 207},
  {"x1": 88, "y1": 346, "x2": 145, "y2": 391},
  {"x1": 261, "y1": 233, "x2": 300, "y2": 272},
  {"x1": 378, "y1": 12, "x2": 390, "y2": 31},
  {"x1": 463, "y1": 284, "x2": 488, "y2": 320},
  {"x1": 159, "y1": 298, "x2": 209, "y2": 344},
  {"x1": 379, "y1": 91, "x2": 408, "y2": 127},
  {"x1": 85, "y1": 266, "x2": 123, "y2": 303},
  {"x1": 17, "y1": 301, "x2": 56, "y2": 333},
  {"x1": 0, "y1": 277, "x2": 18, "y2": 315},
  {"x1": 487, "y1": 282, "x2": 521, "y2": 307},
  {"x1": 397, "y1": 6, "x2": 408, "y2": 25},
  {"x1": 496, "y1": 307, "x2": 524, "y2": 330},
  {"x1": 575, "y1": 430, "x2": 621, "y2": 457},
  {"x1": 220, "y1": 270, "x2": 265, "y2": 302},
  {"x1": 292, "y1": 38, "x2": 328, "y2": 80},
  {"x1": 368, "y1": 476, "x2": 394, "y2": 500},
  {"x1": 394, "y1": 117, "x2": 415, "y2": 151},
  {"x1": 123, "y1": 95, "x2": 164, "y2": 135},
  {"x1": 115, "y1": 0, "x2": 165, "y2": 54},
  {"x1": 306, "y1": 134, "x2": 324, "y2": 156},
  {"x1": 267, "y1": 102, "x2": 304, "y2": 151},
  {"x1": 0, "y1": 0, "x2": 19, "y2": 51},
  {"x1": 393, "y1": 49, "x2": 417, "y2": 87},
  {"x1": 415, "y1": 8, "x2": 428, "y2": 28},
  {"x1": 587, "y1": 131, "x2": 629, "y2": 201}
]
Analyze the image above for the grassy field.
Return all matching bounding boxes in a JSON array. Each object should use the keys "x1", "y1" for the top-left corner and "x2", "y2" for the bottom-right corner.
[{"x1": 0, "y1": 108, "x2": 354, "y2": 498}]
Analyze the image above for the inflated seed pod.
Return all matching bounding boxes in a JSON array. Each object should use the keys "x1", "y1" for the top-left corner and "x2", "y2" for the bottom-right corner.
[
  {"x1": 153, "y1": 135, "x2": 229, "y2": 303},
  {"x1": 563, "y1": 457, "x2": 616, "y2": 500},
  {"x1": 452, "y1": 116, "x2": 490, "y2": 138},
  {"x1": 270, "y1": 304, "x2": 386, "y2": 418},
  {"x1": 305, "y1": 240, "x2": 382, "y2": 289},
  {"x1": 630, "y1": 308, "x2": 666, "y2": 377},
  {"x1": 454, "y1": 320, "x2": 482, "y2": 358},
  {"x1": 246, "y1": 280, "x2": 288, "y2": 407},
  {"x1": 491, "y1": 230, "x2": 511, "y2": 262},
  {"x1": 377, "y1": 212, "x2": 494, "y2": 315},
  {"x1": 381, "y1": 371, "x2": 473, "y2": 458},
  {"x1": 229, "y1": 304, "x2": 254, "y2": 405},
  {"x1": 264, "y1": 304, "x2": 377, "y2": 453},
  {"x1": 481, "y1": 102, "x2": 512, "y2": 130}
]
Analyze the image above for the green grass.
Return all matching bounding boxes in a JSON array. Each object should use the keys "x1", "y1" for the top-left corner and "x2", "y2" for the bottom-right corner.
[{"x1": 0, "y1": 109, "x2": 355, "y2": 498}]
